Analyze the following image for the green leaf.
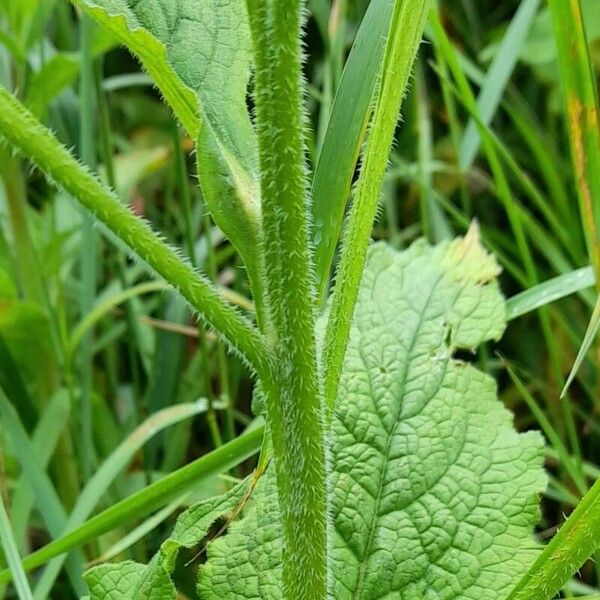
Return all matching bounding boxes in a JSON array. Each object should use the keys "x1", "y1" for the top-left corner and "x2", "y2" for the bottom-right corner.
[
  {"x1": 520, "y1": 1, "x2": 600, "y2": 68},
  {"x1": 85, "y1": 561, "x2": 145, "y2": 600},
  {"x1": 506, "y1": 476, "x2": 600, "y2": 600},
  {"x1": 73, "y1": 0, "x2": 262, "y2": 294},
  {"x1": 198, "y1": 470, "x2": 280, "y2": 599},
  {"x1": 86, "y1": 481, "x2": 250, "y2": 600},
  {"x1": 505, "y1": 266, "x2": 595, "y2": 320},
  {"x1": 561, "y1": 293, "x2": 600, "y2": 399},
  {"x1": 195, "y1": 119, "x2": 263, "y2": 318},
  {"x1": 0, "y1": 294, "x2": 54, "y2": 398},
  {"x1": 199, "y1": 231, "x2": 547, "y2": 598},
  {"x1": 72, "y1": 0, "x2": 252, "y2": 144},
  {"x1": 26, "y1": 53, "x2": 79, "y2": 117},
  {"x1": 0, "y1": 491, "x2": 33, "y2": 600},
  {"x1": 459, "y1": 0, "x2": 541, "y2": 170},
  {"x1": 0, "y1": 426, "x2": 263, "y2": 584},
  {"x1": 311, "y1": 0, "x2": 394, "y2": 300}
]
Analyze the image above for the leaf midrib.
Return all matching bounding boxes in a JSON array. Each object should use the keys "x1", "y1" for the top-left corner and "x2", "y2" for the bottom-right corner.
[{"x1": 351, "y1": 270, "x2": 443, "y2": 599}]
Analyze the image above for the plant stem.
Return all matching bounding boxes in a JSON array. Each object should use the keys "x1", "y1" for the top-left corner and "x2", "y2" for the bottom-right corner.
[
  {"x1": 322, "y1": 0, "x2": 431, "y2": 410},
  {"x1": 0, "y1": 84, "x2": 271, "y2": 380},
  {"x1": 246, "y1": 1, "x2": 328, "y2": 598},
  {"x1": 506, "y1": 476, "x2": 600, "y2": 600},
  {"x1": 203, "y1": 213, "x2": 234, "y2": 442},
  {"x1": 78, "y1": 13, "x2": 97, "y2": 481}
]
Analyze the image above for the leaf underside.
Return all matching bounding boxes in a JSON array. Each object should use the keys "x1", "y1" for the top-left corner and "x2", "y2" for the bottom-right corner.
[
  {"x1": 73, "y1": 0, "x2": 255, "y2": 163},
  {"x1": 84, "y1": 481, "x2": 249, "y2": 599},
  {"x1": 200, "y1": 234, "x2": 546, "y2": 600},
  {"x1": 86, "y1": 233, "x2": 546, "y2": 599},
  {"x1": 71, "y1": 0, "x2": 262, "y2": 292}
]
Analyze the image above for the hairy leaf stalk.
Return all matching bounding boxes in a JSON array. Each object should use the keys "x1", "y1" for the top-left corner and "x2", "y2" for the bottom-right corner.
[
  {"x1": 246, "y1": 1, "x2": 329, "y2": 598},
  {"x1": 0, "y1": 85, "x2": 271, "y2": 380},
  {"x1": 323, "y1": 0, "x2": 431, "y2": 409},
  {"x1": 507, "y1": 476, "x2": 600, "y2": 599}
]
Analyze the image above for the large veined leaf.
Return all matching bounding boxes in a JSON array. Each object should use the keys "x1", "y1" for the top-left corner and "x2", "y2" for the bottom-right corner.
[
  {"x1": 72, "y1": 0, "x2": 252, "y2": 146},
  {"x1": 84, "y1": 480, "x2": 250, "y2": 599},
  {"x1": 85, "y1": 232, "x2": 545, "y2": 599},
  {"x1": 198, "y1": 231, "x2": 546, "y2": 599},
  {"x1": 73, "y1": 0, "x2": 261, "y2": 281}
]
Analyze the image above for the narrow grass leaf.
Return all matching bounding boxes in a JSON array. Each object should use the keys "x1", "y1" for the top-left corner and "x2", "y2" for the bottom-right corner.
[
  {"x1": 548, "y1": 0, "x2": 600, "y2": 284},
  {"x1": 506, "y1": 267, "x2": 595, "y2": 320},
  {"x1": 311, "y1": 0, "x2": 394, "y2": 300},
  {"x1": 503, "y1": 360, "x2": 586, "y2": 495},
  {"x1": 10, "y1": 390, "x2": 70, "y2": 553},
  {"x1": 0, "y1": 494, "x2": 33, "y2": 600},
  {"x1": 0, "y1": 389, "x2": 87, "y2": 596},
  {"x1": 460, "y1": 0, "x2": 541, "y2": 169},
  {"x1": 0, "y1": 425, "x2": 264, "y2": 583},
  {"x1": 91, "y1": 494, "x2": 190, "y2": 565},
  {"x1": 33, "y1": 400, "x2": 214, "y2": 597},
  {"x1": 561, "y1": 294, "x2": 600, "y2": 399},
  {"x1": 69, "y1": 281, "x2": 167, "y2": 353},
  {"x1": 322, "y1": 0, "x2": 431, "y2": 409}
]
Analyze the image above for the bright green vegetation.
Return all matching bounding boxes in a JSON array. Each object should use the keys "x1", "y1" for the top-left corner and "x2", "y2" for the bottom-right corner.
[{"x1": 0, "y1": 1, "x2": 599, "y2": 599}]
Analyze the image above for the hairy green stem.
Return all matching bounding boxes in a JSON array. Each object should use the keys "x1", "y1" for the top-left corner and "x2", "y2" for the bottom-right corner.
[
  {"x1": 246, "y1": 1, "x2": 328, "y2": 598},
  {"x1": 0, "y1": 84, "x2": 271, "y2": 380},
  {"x1": 322, "y1": 0, "x2": 431, "y2": 410},
  {"x1": 506, "y1": 476, "x2": 600, "y2": 599}
]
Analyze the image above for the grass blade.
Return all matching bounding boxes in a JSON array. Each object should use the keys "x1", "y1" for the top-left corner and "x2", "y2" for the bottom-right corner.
[
  {"x1": 33, "y1": 400, "x2": 213, "y2": 597},
  {"x1": 0, "y1": 390, "x2": 87, "y2": 596},
  {"x1": 78, "y1": 12, "x2": 99, "y2": 482},
  {"x1": 561, "y1": 295, "x2": 600, "y2": 399},
  {"x1": 9, "y1": 391, "x2": 70, "y2": 553},
  {"x1": 69, "y1": 281, "x2": 167, "y2": 353},
  {"x1": 0, "y1": 495, "x2": 33, "y2": 600},
  {"x1": 459, "y1": 0, "x2": 541, "y2": 169},
  {"x1": 322, "y1": 0, "x2": 431, "y2": 409},
  {"x1": 0, "y1": 424, "x2": 263, "y2": 583},
  {"x1": 548, "y1": 0, "x2": 600, "y2": 284},
  {"x1": 506, "y1": 267, "x2": 595, "y2": 320},
  {"x1": 90, "y1": 494, "x2": 190, "y2": 564},
  {"x1": 503, "y1": 360, "x2": 586, "y2": 495},
  {"x1": 311, "y1": 0, "x2": 394, "y2": 300}
]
